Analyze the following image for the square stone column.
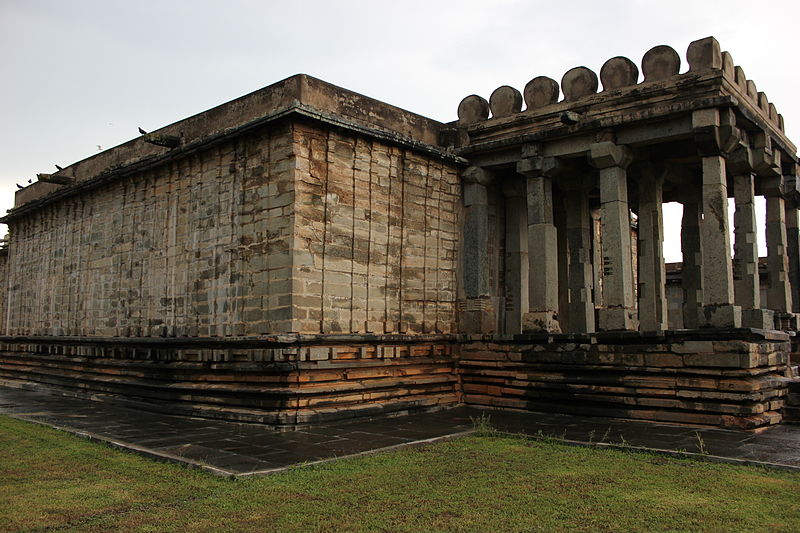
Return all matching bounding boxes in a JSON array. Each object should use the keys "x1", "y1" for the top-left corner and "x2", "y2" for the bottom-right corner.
[
  {"x1": 680, "y1": 200, "x2": 703, "y2": 329},
  {"x1": 637, "y1": 174, "x2": 667, "y2": 331},
  {"x1": 787, "y1": 205, "x2": 800, "y2": 314},
  {"x1": 563, "y1": 183, "x2": 595, "y2": 333},
  {"x1": 591, "y1": 208, "x2": 603, "y2": 309},
  {"x1": 589, "y1": 142, "x2": 637, "y2": 331},
  {"x1": 698, "y1": 155, "x2": 740, "y2": 326},
  {"x1": 517, "y1": 157, "x2": 560, "y2": 332},
  {"x1": 764, "y1": 181, "x2": 794, "y2": 328},
  {"x1": 692, "y1": 108, "x2": 741, "y2": 327},
  {"x1": 461, "y1": 166, "x2": 496, "y2": 333},
  {"x1": 502, "y1": 179, "x2": 529, "y2": 334},
  {"x1": 732, "y1": 171, "x2": 772, "y2": 328}
]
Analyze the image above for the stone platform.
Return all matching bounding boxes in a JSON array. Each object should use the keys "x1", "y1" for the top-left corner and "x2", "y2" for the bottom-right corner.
[
  {"x1": 0, "y1": 327, "x2": 794, "y2": 431},
  {"x1": 460, "y1": 328, "x2": 793, "y2": 429}
]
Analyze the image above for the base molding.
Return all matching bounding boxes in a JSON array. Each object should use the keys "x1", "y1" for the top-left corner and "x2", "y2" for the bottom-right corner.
[{"x1": 0, "y1": 329, "x2": 792, "y2": 429}]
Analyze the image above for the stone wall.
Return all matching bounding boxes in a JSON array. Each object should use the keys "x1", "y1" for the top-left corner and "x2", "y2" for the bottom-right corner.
[
  {"x1": 291, "y1": 121, "x2": 461, "y2": 335},
  {"x1": 4, "y1": 123, "x2": 297, "y2": 337}
]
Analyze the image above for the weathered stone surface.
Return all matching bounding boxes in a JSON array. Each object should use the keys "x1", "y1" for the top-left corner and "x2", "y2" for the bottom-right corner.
[
  {"x1": 641, "y1": 45, "x2": 680, "y2": 82},
  {"x1": 600, "y1": 56, "x2": 639, "y2": 90},
  {"x1": 523, "y1": 76, "x2": 559, "y2": 109},
  {"x1": 489, "y1": 85, "x2": 522, "y2": 118},
  {"x1": 687, "y1": 36, "x2": 722, "y2": 72},
  {"x1": 457, "y1": 94, "x2": 490, "y2": 124},
  {"x1": 1, "y1": 36, "x2": 798, "y2": 431},
  {"x1": 560, "y1": 67, "x2": 598, "y2": 101}
]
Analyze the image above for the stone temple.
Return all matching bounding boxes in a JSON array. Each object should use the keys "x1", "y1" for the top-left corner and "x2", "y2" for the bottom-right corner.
[{"x1": 1, "y1": 37, "x2": 799, "y2": 429}]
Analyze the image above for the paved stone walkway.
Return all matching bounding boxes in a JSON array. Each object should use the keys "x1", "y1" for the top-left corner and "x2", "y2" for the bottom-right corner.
[{"x1": 2, "y1": 385, "x2": 800, "y2": 476}]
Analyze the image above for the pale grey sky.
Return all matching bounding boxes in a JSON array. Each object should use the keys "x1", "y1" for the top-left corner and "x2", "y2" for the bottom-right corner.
[{"x1": 2, "y1": 0, "x2": 799, "y2": 261}]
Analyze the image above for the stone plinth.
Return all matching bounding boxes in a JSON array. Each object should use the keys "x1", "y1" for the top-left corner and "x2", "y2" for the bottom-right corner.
[{"x1": 458, "y1": 329, "x2": 790, "y2": 429}]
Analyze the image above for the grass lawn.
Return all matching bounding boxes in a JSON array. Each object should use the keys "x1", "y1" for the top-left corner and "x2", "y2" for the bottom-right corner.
[{"x1": 1, "y1": 415, "x2": 799, "y2": 533}]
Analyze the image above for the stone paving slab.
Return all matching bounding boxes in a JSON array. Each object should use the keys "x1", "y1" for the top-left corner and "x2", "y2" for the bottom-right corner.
[{"x1": 2, "y1": 385, "x2": 800, "y2": 477}]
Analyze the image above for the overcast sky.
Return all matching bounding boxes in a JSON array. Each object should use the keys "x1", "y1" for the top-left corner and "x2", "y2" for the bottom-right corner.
[{"x1": 2, "y1": 0, "x2": 799, "y2": 261}]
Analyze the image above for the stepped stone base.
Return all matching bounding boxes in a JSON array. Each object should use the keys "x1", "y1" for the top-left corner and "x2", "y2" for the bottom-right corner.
[
  {"x1": 0, "y1": 329, "x2": 792, "y2": 430},
  {"x1": 458, "y1": 329, "x2": 791, "y2": 430},
  {"x1": 0, "y1": 336, "x2": 460, "y2": 428}
]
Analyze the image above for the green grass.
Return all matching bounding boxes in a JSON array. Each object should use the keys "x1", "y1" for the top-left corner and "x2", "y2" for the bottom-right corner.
[{"x1": 1, "y1": 415, "x2": 799, "y2": 533}]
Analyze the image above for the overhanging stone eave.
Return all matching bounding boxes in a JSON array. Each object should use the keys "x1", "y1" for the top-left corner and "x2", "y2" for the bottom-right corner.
[
  {"x1": 1, "y1": 104, "x2": 467, "y2": 224},
  {"x1": 719, "y1": 76, "x2": 796, "y2": 155},
  {"x1": 455, "y1": 104, "x2": 705, "y2": 163}
]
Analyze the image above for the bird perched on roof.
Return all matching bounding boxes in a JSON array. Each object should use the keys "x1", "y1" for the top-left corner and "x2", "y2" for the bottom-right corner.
[
  {"x1": 16, "y1": 183, "x2": 23, "y2": 189},
  {"x1": 138, "y1": 127, "x2": 147, "y2": 135},
  {"x1": 55, "y1": 164, "x2": 63, "y2": 171},
  {"x1": 27, "y1": 178, "x2": 32, "y2": 184}
]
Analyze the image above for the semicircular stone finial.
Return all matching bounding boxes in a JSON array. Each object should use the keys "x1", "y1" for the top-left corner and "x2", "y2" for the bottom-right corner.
[
  {"x1": 687, "y1": 36, "x2": 722, "y2": 72},
  {"x1": 523, "y1": 76, "x2": 559, "y2": 109},
  {"x1": 768, "y1": 103, "x2": 778, "y2": 123},
  {"x1": 561, "y1": 67, "x2": 598, "y2": 101},
  {"x1": 746, "y1": 80, "x2": 757, "y2": 101},
  {"x1": 758, "y1": 92, "x2": 769, "y2": 114},
  {"x1": 489, "y1": 85, "x2": 522, "y2": 118},
  {"x1": 641, "y1": 45, "x2": 680, "y2": 82},
  {"x1": 734, "y1": 66, "x2": 747, "y2": 91},
  {"x1": 721, "y1": 51, "x2": 735, "y2": 79},
  {"x1": 457, "y1": 95, "x2": 490, "y2": 125},
  {"x1": 600, "y1": 56, "x2": 639, "y2": 91}
]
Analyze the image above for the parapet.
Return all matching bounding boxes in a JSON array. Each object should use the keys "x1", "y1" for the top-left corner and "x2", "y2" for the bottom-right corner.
[
  {"x1": 8, "y1": 74, "x2": 448, "y2": 216},
  {"x1": 454, "y1": 37, "x2": 793, "y2": 154}
]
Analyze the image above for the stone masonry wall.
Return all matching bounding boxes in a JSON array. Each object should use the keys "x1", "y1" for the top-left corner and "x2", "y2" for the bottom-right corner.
[
  {"x1": 459, "y1": 332, "x2": 790, "y2": 429},
  {"x1": 4, "y1": 123, "x2": 296, "y2": 337},
  {"x1": 291, "y1": 121, "x2": 461, "y2": 335}
]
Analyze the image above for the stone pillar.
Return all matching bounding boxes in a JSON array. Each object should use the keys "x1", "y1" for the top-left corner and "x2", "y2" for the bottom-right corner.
[
  {"x1": 555, "y1": 203, "x2": 570, "y2": 330},
  {"x1": 693, "y1": 109, "x2": 741, "y2": 327},
  {"x1": 589, "y1": 141, "x2": 637, "y2": 330},
  {"x1": 787, "y1": 204, "x2": 800, "y2": 314},
  {"x1": 517, "y1": 157, "x2": 560, "y2": 332},
  {"x1": 731, "y1": 169, "x2": 772, "y2": 328},
  {"x1": 502, "y1": 179, "x2": 529, "y2": 334},
  {"x1": 563, "y1": 181, "x2": 595, "y2": 333},
  {"x1": 637, "y1": 174, "x2": 667, "y2": 331},
  {"x1": 680, "y1": 200, "x2": 703, "y2": 329},
  {"x1": 591, "y1": 208, "x2": 603, "y2": 310},
  {"x1": 763, "y1": 177, "x2": 794, "y2": 327},
  {"x1": 461, "y1": 166, "x2": 495, "y2": 333}
]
